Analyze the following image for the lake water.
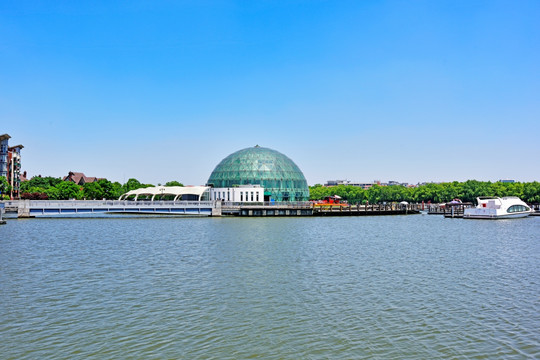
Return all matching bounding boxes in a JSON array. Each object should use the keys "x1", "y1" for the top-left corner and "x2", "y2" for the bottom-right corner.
[{"x1": 1, "y1": 215, "x2": 539, "y2": 359}]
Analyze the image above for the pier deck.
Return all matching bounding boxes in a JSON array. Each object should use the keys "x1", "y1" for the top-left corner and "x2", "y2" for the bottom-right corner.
[
  {"x1": 313, "y1": 203, "x2": 421, "y2": 216},
  {"x1": 222, "y1": 202, "x2": 313, "y2": 216}
]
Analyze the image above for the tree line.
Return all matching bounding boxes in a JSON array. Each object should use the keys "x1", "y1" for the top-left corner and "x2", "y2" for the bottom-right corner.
[
  {"x1": 3, "y1": 176, "x2": 540, "y2": 204},
  {"x1": 309, "y1": 180, "x2": 540, "y2": 204},
  {"x1": 0, "y1": 176, "x2": 11, "y2": 200},
  {"x1": 0, "y1": 176, "x2": 183, "y2": 200}
]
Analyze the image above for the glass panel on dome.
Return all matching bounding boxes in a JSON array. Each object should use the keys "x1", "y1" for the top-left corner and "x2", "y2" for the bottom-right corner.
[{"x1": 207, "y1": 146, "x2": 309, "y2": 201}]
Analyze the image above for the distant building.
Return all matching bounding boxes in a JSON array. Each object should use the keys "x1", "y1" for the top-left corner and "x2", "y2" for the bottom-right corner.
[
  {"x1": 349, "y1": 182, "x2": 376, "y2": 190},
  {"x1": 0, "y1": 134, "x2": 24, "y2": 198},
  {"x1": 119, "y1": 184, "x2": 266, "y2": 203},
  {"x1": 416, "y1": 182, "x2": 439, "y2": 187},
  {"x1": 324, "y1": 179, "x2": 410, "y2": 189},
  {"x1": 8, "y1": 145, "x2": 24, "y2": 198},
  {"x1": 387, "y1": 180, "x2": 409, "y2": 187},
  {"x1": 207, "y1": 146, "x2": 309, "y2": 201},
  {"x1": 63, "y1": 171, "x2": 100, "y2": 186},
  {"x1": 325, "y1": 180, "x2": 350, "y2": 187},
  {"x1": 324, "y1": 180, "x2": 377, "y2": 190},
  {"x1": 498, "y1": 179, "x2": 515, "y2": 183},
  {"x1": 0, "y1": 134, "x2": 9, "y2": 179}
]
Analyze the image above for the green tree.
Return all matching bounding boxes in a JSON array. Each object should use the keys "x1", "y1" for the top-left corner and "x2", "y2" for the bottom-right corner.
[
  {"x1": 122, "y1": 178, "x2": 153, "y2": 192},
  {"x1": 382, "y1": 185, "x2": 407, "y2": 202},
  {"x1": 523, "y1": 181, "x2": 540, "y2": 203},
  {"x1": 505, "y1": 182, "x2": 524, "y2": 198},
  {"x1": 490, "y1": 182, "x2": 507, "y2": 198},
  {"x1": 0, "y1": 176, "x2": 11, "y2": 199},
  {"x1": 123, "y1": 178, "x2": 142, "y2": 192},
  {"x1": 96, "y1": 179, "x2": 122, "y2": 199},
  {"x1": 83, "y1": 182, "x2": 104, "y2": 200},
  {"x1": 20, "y1": 176, "x2": 61, "y2": 192},
  {"x1": 346, "y1": 186, "x2": 365, "y2": 204},
  {"x1": 44, "y1": 186, "x2": 60, "y2": 200},
  {"x1": 165, "y1": 181, "x2": 184, "y2": 187},
  {"x1": 0, "y1": 175, "x2": 11, "y2": 193},
  {"x1": 55, "y1": 181, "x2": 83, "y2": 200},
  {"x1": 309, "y1": 184, "x2": 329, "y2": 200},
  {"x1": 308, "y1": 180, "x2": 540, "y2": 205},
  {"x1": 366, "y1": 185, "x2": 383, "y2": 203},
  {"x1": 22, "y1": 186, "x2": 48, "y2": 194},
  {"x1": 111, "y1": 182, "x2": 124, "y2": 199}
]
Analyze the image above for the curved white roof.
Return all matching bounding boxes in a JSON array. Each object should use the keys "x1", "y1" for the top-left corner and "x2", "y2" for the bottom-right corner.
[{"x1": 119, "y1": 186, "x2": 210, "y2": 201}]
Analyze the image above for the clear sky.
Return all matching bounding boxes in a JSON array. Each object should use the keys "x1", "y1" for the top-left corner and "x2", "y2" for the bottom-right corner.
[{"x1": 1, "y1": 0, "x2": 539, "y2": 186}]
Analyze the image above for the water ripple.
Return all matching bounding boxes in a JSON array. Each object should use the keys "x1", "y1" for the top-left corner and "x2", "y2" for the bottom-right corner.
[{"x1": 0, "y1": 216, "x2": 539, "y2": 359}]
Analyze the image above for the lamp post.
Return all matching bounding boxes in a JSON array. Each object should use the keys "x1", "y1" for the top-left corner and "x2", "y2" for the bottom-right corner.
[{"x1": 159, "y1": 187, "x2": 165, "y2": 201}]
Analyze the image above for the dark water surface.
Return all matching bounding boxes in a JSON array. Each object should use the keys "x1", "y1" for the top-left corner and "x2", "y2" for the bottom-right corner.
[{"x1": 1, "y1": 215, "x2": 539, "y2": 359}]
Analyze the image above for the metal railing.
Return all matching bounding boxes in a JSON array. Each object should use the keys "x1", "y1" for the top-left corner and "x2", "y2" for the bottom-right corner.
[
  {"x1": 222, "y1": 201, "x2": 312, "y2": 208},
  {"x1": 4, "y1": 200, "x2": 215, "y2": 208}
]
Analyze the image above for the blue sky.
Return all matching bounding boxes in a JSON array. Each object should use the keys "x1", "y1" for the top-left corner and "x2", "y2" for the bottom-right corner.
[{"x1": 1, "y1": 0, "x2": 539, "y2": 185}]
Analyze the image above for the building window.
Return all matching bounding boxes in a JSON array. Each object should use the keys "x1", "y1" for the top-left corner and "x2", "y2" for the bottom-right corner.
[
  {"x1": 251, "y1": 192, "x2": 254, "y2": 201},
  {"x1": 240, "y1": 192, "x2": 243, "y2": 202},
  {"x1": 256, "y1": 192, "x2": 259, "y2": 202}
]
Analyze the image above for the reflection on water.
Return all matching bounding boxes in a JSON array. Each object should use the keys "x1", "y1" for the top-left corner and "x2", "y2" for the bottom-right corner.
[{"x1": 1, "y1": 216, "x2": 539, "y2": 359}]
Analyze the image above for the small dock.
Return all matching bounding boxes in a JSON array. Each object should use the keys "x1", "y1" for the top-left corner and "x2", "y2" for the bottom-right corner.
[
  {"x1": 221, "y1": 202, "x2": 421, "y2": 216},
  {"x1": 222, "y1": 202, "x2": 313, "y2": 216},
  {"x1": 427, "y1": 203, "x2": 473, "y2": 218},
  {"x1": 312, "y1": 203, "x2": 421, "y2": 216}
]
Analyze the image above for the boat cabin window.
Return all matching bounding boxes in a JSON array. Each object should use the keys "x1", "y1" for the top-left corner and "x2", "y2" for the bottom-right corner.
[{"x1": 507, "y1": 205, "x2": 529, "y2": 213}]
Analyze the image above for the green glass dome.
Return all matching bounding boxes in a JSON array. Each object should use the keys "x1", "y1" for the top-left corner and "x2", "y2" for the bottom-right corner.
[{"x1": 207, "y1": 146, "x2": 309, "y2": 201}]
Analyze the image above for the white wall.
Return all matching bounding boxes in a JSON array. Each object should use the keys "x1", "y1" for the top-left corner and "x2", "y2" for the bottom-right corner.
[{"x1": 210, "y1": 186, "x2": 264, "y2": 202}]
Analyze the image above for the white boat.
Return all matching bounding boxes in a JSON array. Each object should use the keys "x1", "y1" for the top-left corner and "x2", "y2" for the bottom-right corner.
[{"x1": 463, "y1": 196, "x2": 533, "y2": 219}]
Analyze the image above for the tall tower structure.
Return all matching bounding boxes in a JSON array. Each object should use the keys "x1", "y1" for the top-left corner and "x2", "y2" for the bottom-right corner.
[
  {"x1": 0, "y1": 134, "x2": 24, "y2": 199},
  {"x1": 8, "y1": 144, "x2": 24, "y2": 198},
  {"x1": 0, "y1": 134, "x2": 10, "y2": 178}
]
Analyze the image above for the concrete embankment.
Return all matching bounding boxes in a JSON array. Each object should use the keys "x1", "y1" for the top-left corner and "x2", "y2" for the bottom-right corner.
[{"x1": 0, "y1": 203, "x2": 6, "y2": 224}]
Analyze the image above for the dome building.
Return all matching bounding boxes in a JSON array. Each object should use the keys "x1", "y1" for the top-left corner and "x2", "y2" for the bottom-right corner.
[{"x1": 207, "y1": 146, "x2": 309, "y2": 201}]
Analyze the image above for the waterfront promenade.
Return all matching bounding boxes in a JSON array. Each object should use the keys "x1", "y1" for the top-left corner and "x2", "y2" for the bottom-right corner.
[
  {"x1": 2, "y1": 200, "x2": 422, "y2": 218},
  {"x1": 3, "y1": 200, "x2": 219, "y2": 218},
  {"x1": 7, "y1": 200, "x2": 540, "y2": 219}
]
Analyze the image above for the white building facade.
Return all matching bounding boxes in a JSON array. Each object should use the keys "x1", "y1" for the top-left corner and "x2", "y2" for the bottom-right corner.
[{"x1": 210, "y1": 185, "x2": 265, "y2": 203}]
